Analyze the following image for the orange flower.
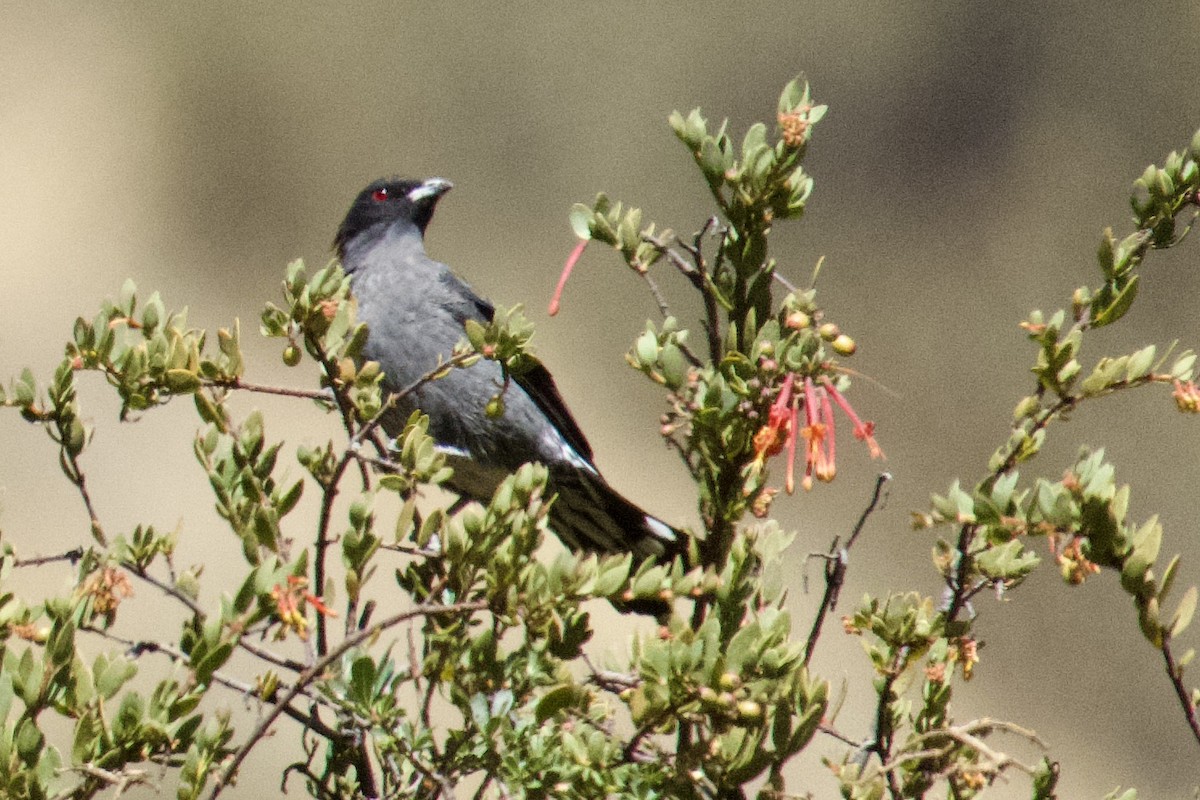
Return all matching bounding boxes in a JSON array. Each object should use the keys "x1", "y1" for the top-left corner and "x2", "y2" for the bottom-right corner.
[
  {"x1": 270, "y1": 575, "x2": 336, "y2": 641},
  {"x1": 752, "y1": 373, "x2": 796, "y2": 462}
]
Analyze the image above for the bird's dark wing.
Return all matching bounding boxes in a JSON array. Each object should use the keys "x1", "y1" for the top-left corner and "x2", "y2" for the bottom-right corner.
[
  {"x1": 438, "y1": 269, "x2": 496, "y2": 325},
  {"x1": 437, "y1": 268, "x2": 596, "y2": 464},
  {"x1": 511, "y1": 361, "x2": 594, "y2": 463}
]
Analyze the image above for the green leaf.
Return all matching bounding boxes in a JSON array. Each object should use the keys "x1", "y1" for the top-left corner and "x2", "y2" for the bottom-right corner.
[
  {"x1": 569, "y1": 204, "x2": 592, "y2": 239},
  {"x1": 1091, "y1": 274, "x2": 1139, "y2": 327},
  {"x1": 534, "y1": 683, "x2": 586, "y2": 722},
  {"x1": 1125, "y1": 344, "x2": 1156, "y2": 381},
  {"x1": 1171, "y1": 586, "x2": 1198, "y2": 637},
  {"x1": 95, "y1": 654, "x2": 138, "y2": 699}
]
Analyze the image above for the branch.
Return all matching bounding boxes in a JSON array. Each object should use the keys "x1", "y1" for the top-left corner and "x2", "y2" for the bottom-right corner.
[
  {"x1": 51, "y1": 763, "x2": 151, "y2": 800},
  {"x1": 868, "y1": 654, "x2": 904, "y2": 800},
  {"x1": 803, "y1": 472, "x2": 890, "y2": 665},
  {"x1": 206, "y1": 599, "x2": 488, "y2": 800},
  {"x1": 204, "y1": 377, "x2": 333, "y2": 403},
  {"x1": 57, "y1": 442, "x2": 107, "y2": 545},
  {"x1": 1161, "y1": 638, "x2": 1200, "y2": 746},
  {"x1": 875, "y1": 718, "x2": 1047, "y2": 780},
  {"x1": 643, "y1": 226, "x2": 723, "y2": 365},
  {"x1": 13, "y1": 547, "x2": 85, "y2": 568}
]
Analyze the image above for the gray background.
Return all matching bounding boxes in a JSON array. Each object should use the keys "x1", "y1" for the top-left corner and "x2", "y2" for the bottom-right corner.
[{"x1": 2, "y1": 3, "x2": 1199, "y2": 797}]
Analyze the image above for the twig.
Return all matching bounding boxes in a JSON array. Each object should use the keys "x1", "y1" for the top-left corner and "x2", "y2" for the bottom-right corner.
[
  {"x1": 1161, "y1": 638, "x2": 1200, "y2": 746},
  {"x1": 308, "y1": 337, "x2": 366, "y2": 657},
  {"x1": 643, "y1": 228, "x2": 721, "y2": 365},
  {"x1": 13, "y1": 547, "x2": 85, "y2": 568},
  {"x1": 206, "y1": 599, "x2": 488, "y2": 800},
  {"x1": 470, "y1": 775, "x2": 495, "y2": 800},
  {"x1": 693, "y1": 217, "x2": 726, "y2": 366},
  {"x1": 869, "y1": 655, "x2": 904, "y2": 800},
  {"x1": 639, "y1": 271, "x2": 672, "y2": 320},
  {"x1": 53, "y1": 763, "x2": 151, "y2": 799},
  {"x1": 875, "y1": 718, "x2": 1047, "y2": 779},
  {"x1": 57, "y1": 444, "x2": 107, "y2": 545},
  {"x1": 204, "y1": 377, "x2": 333, "y2": 403},
  {"x1": 818, "y1": 722, "x2": 865, "y2": 748},
  {"x1": 803, "y1": 473, "x2": 890, "y2": 665},
  {"x1": 583, "y1": 654, "x2": 641, "y2": 693},
  {"x1": 771, "y1": 271, "x2": 798, "y2": 294}
]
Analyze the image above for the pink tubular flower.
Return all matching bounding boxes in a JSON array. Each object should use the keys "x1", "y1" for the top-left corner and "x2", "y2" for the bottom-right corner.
[
  {"x1": 549, "y1": 239, "x2": 589, "y2": 316},
  {"x1": 821, "y1": 376, "x2": 883, "y2": 459},
  {"x1": 752, "y1": 373, "x2": 795, "y2": 464},
  {"x1": 816, "y1": 384, "x2": 837, "y2": 482}
]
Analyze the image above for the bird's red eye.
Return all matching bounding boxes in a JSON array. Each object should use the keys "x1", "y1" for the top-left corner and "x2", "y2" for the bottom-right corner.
[{"x1": 371, "y1": 188, "x2": 389, "y2": 202}]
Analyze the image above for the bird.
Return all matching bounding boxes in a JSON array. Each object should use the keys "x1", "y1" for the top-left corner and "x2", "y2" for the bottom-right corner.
[{"x1": 334, "y1": 176, "x2": 685, "y2": 565}]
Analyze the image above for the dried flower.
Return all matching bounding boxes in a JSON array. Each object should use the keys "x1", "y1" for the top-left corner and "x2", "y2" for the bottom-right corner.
[
  {"x1": 778, "y1": 105, "x2": 813, "y2": 148},
  {"x1": 79, "y1": 565, "x2": 134, "y2": 625},
  {"x1": 1173, "y1": 379, "x2": 1200, "y2": 413}
]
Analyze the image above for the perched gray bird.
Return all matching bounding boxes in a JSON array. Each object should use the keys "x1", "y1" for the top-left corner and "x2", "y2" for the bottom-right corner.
[{"x1": 334, "y1": 177, "x2": 684, "y2": 563}]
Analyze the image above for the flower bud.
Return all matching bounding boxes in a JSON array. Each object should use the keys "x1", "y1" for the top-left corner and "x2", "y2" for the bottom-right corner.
[
  {"x1": 785, "y1": 311, "x2": 811, "y2": 330},
  {"x1": 831, "y1": 334, "x2": 856, "y2": 355},
  {"x1": 818, "y1": 322, "x2": 840, "y2": 341},
  {"x1": 1013, "y1": 395, "x2": 1040, "y2": 420},
  {"x1": 736, "y1": 699, "x2": 763, "y2": 721},
  {"x1": 485, "y1": 395, "x2": 506, "y2": 418}
]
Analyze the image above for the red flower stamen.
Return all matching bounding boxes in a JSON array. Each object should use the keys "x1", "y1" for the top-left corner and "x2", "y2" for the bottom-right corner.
[{"x1": 549, "y1": 239, "x2": 589, "y2": 316}]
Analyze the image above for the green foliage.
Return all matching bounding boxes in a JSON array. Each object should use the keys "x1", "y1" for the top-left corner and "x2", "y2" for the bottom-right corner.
[{"x1": 0, "y1": 76, "x2": 1198, "y2": 799}]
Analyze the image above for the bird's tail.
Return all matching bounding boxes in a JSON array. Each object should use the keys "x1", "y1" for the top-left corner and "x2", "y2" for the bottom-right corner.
[{"x1": 545, "y1": 465, "x2": 686, "y2": 563}]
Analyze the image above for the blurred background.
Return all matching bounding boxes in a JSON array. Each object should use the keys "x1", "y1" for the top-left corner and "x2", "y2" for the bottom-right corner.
[{"x1": 2, "y1": 2, "x2": 1199, "y2": 797}]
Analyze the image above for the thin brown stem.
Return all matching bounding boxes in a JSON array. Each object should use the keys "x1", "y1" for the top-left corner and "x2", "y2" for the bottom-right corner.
[
  {"x1": 804, "y1": 472, "x2": 890, "y2": 666},
  {"x1": 205, "y1": 377, "x2": 333, "y2": 403},
  {"x1": 13, "y1": 547, "x2": 85, "y2": 568},
  {"x1": 81, "y1": 626, "x2": 340, "y2": 740},
  {"x1": 1161, "y1": 638, "x2": 1200, "y2": 746}
]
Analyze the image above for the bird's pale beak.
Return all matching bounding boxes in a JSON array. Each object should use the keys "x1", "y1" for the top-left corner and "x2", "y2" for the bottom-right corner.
[{"x1": 407, "y1": 178, "x2": 453, "y2": 203}]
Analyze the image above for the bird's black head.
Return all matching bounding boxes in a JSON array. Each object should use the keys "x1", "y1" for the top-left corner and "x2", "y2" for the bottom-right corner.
[{"x1": 334, "y1": 177, "x2": 452, "y2": 258}]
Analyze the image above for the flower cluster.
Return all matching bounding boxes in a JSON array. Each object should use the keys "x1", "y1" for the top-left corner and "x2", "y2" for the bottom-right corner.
[
  {"x1": 78, "y1": 565, "x2": 134, "y2": 625},
  {"x1": 270, "y1": 575, "x2": 336, "y2": 641},
  {"x1": 777, "y1": 104, "x2": 815, "y2": 149},
  {"x1": 1173, "y1": 378, "x2": 1200, "y2": 412},
  {"x1": 750, "y1": 373, "x2": 882, "y2": 496},
  {"x1": 1048, "y1": 533, "x2": 1100, "y2": 585}
]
